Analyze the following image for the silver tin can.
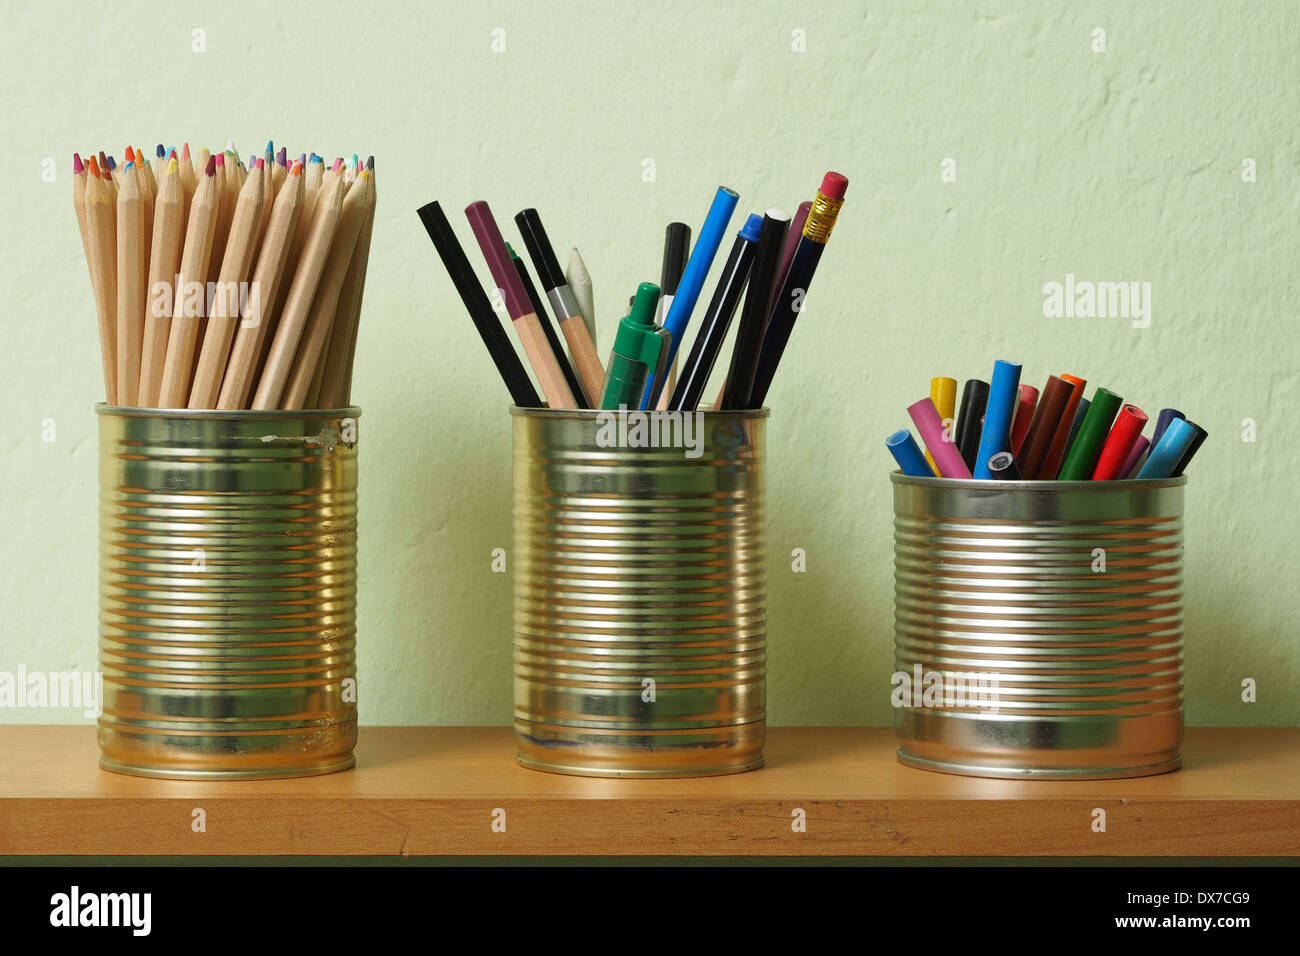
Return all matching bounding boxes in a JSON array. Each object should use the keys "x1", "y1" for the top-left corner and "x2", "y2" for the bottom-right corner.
[
  {"x1": 892, "y1": 473, "x2": 1185, "y2": 780},
  {"x1": 97, "y1": 406, "x2": 360, "y2": 779},
  {"x1": 512, "y1": 407, "x2": 768, "y2": 777}
]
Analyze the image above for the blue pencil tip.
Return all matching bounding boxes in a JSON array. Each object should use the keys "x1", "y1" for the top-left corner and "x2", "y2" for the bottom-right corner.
[{"x1": 155, "y1": 144, "x2": 164, "y2": 158}]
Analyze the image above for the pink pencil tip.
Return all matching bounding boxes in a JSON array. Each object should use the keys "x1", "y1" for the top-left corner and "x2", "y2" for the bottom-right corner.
[
  {"x1": 256, "y1": 157, "x2": 265, "y2": 169},
  {"x1": 819, "y1": 171, "x2": 848, "y2": 201},
  {"x1": 181, "y1": 143, "x2": 191, "y2": 158},
  {"x1": 215, "y1": 152, "x2": 225, "y2": 167},
  {"x1": 73, "y1": 153, "x2": 84, "y2": 173}
]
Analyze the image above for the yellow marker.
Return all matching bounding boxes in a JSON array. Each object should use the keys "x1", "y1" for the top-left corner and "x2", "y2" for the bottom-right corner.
[{"x1": 926, "y1": 377, "x2": 958, "y2": 470}]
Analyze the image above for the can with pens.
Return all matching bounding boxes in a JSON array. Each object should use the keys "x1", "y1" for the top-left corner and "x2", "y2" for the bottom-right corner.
[
  {"x1": 97, "y1": 405, "x2": 361, "y2": 779},
  {"x1": 891, "y1": 472, "x2": 1186, "y2": 779},
  {"x1": 512, "y1": 406, "x2": 768, "y2": 777}
]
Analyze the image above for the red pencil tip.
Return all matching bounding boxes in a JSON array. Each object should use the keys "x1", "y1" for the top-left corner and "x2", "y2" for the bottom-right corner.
[
  {"x1": 205, "y1": 155, "x2": 216, "y2": 176},
  {"x1": 124, "y1": 146, "x2": 135, "y2": 162},
  {"x1": 255, "y1": 157, "x2": 265, "y2": 169},
  {"x1": 819, "y1": 171, "x2": 848, "y2": 201}
]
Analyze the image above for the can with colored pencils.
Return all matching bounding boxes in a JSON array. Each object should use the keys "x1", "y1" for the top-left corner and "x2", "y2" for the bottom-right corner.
[
  {"x1": 512, "y1": 406, "x2": 768, "y2": 777},
  {"x1": 891, "y1": 473, "x2": 1185, "y2": 779},
  {"x1": 96, "y1": 406, "x2": 360, "y2": 779}
]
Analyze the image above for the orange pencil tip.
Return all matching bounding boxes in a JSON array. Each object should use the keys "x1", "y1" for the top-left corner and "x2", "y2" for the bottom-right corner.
[{"x1": 87, "y1": 155, "x2": 101, "y2": 176}]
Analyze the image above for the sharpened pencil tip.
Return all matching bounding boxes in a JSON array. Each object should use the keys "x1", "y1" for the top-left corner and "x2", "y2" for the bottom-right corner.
[
  {"x1": 215, "y1": 152, "x2": 225, "y2": 167},
  {"x1": 266, "y1": 140, "x2": 274, "y2": 155},
  {"x1": 167, "y1": 157, "x2": 178, "y2": 173},
  {"x1": 291, "y1": 160, "x2": 303, "y2": 175},
  {"x1": 366, "y1": 155, "x2": 374, "y2": 171},
  {"x1": 73, "y1": 153, "x2": 84, "y2": 174},
  {"x1": 255, "y1": 157, "x2": 265, "y2": 170},
  {"x1": 205, "y1": 155, "x2": 216, "y2": 176},
  {"x1": 276, "y1": 146, "x2": 287, "y2": 166},
  {"x1": 124, "y1": 146, "x2": 135, "y2": 163},
  {"x1": 156, "y1": 144, "x2": 165, "y2": 158},
  {"x1": 181, "y1": 143, "x2": 191, "y2": 159}
]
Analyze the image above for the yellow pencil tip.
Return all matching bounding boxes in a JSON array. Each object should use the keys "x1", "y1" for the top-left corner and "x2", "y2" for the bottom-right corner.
[{"x1": 167, "y1": 157, "x2": 179, "y2": 173}]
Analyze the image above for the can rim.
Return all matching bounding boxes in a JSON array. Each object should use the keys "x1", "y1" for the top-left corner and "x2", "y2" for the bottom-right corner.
[
  {"x1": 509, "y1": 405, "x2": 771, "y2": 420},
  {"x1": 95, "y1": 403, "x2": 361, "y2": 420},
  {"x1": 889, "y1": 470, "x2": 1186, "y2": 490}
]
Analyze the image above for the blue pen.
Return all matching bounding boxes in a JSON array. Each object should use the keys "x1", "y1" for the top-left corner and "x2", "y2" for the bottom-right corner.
[
  {"x1": 886, "y1": 429, "x2": 935, "y2": 477},
  {"x1": 973, "y1": 360, "x2": 1023, "y2": 478},
  {"x1": 640, "y1": 185, "x2": 739, "y2": 408},
  {"x1": 1137, "y1": 417, "x2": 1196, "y2": 478}
]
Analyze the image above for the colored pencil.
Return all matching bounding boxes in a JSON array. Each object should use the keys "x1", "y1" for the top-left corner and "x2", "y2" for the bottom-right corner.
[{"x1": 465, "y1": 200, "x2": 577, "y2": 409}]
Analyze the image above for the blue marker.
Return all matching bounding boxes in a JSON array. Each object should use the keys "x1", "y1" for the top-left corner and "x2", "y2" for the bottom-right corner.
[
  {"x1": 1137, "y1": 417, "x2": 1196, "y2": 478},
  {"x1": 1151, "y1": 407, "x2": 1183, "y2": 448},
  {"x1": 886, "y1": 429, "x2": 935, "y2": 477},
  {"x1": 640, "y1": 185, "x2": 739, "y2": 408},
  {"x1": 973, "y1": 360, "x2": 1023, "y2": 478}
]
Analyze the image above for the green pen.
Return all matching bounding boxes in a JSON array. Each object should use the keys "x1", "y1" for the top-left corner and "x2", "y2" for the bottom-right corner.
[
  {"x1": 1057, "y1": 386, "x2": 1123, "y2": 479},
  {"x1": 600, "y1": 282, "x2": 668, "y2": 410}
]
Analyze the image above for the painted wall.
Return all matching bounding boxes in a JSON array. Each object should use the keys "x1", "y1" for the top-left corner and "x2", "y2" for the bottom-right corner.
[{"x1": 2, "y1": 0, "x2": 1295, "y2": 726}]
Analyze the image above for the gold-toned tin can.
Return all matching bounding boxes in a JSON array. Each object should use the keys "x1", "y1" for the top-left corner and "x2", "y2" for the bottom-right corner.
[
  {"x1": 96, "y1": 406, "x2": 360, "y2": 780},
  {"x1": 512, "y1": 407, "x2": 768, "y2": 777},
  {"x1": 892, "y1": 473, "x2": 1185, "y2": 780}
]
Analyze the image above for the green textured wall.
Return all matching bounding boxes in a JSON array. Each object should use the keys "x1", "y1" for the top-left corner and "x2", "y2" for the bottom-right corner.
[{"x1": 2, "y1": 0, "x2": 1296, "y2": 728}]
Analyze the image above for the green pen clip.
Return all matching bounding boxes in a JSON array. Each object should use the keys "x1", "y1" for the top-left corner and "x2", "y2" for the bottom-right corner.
[{"x1": 600, "y1": 282, "x2": 667, "y2": 410}]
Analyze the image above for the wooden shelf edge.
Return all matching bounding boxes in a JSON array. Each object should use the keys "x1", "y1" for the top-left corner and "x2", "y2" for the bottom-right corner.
[{"x1": 1, "y1": 726, "x2": 1297, "y2": 857}]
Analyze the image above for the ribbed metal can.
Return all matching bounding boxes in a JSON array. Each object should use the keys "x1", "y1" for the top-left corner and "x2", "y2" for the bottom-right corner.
[
  {"x1": 892, "y1": 473, "x2": 1185, "y2": 779},
  {"x1": 97, "y1": 406, "x2": 360, "y2": 780},
  {"x1": 512, "y1": 407, "x2": 768, "y2": 777}
]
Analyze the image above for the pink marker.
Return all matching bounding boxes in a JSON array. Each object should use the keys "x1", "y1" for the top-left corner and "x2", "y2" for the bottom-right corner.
[{"x1": 909, "y1": 397, "x2": 972, "y2": 479}]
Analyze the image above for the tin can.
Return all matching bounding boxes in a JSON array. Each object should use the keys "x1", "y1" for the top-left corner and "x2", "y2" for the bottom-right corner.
[
  {"x1": 892, "y1": 473, "x2": 1185, "y2": 779},
  {"x1": 97, "y1": 406, "x2": 360, "y2": 780},
  {"x1": 512, "y1": 407, "x2": 768, "y2": 777}
]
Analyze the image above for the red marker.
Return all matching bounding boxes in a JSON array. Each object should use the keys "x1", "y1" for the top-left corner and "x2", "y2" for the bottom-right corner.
[
  {"x1": 1092, "y1": 404, "x2": 1149, "y2": 480},
  {"x1": 1009, "y1": 384, "x2": 1039, "y2": 454}
]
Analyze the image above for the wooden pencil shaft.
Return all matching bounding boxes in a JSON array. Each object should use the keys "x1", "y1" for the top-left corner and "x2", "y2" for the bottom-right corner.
[
  {"x1": 515, "y1": 311, "x2": 577, "y2": 409},
  {"x1": 559, "y1": 315, "x2": 606, "y2": 406},
  {"x1": 280, "y1": 174, "x2": 373, "y2": 410},
  {"x1": 156, "y1": 170, "x2": 218, "y2": 407},
  {"x1": 138, "y1": 165, "x2": 185, "y2": 407},
  {"x1": 84, "y1": 171, "x2": 118, "y2": 403},
  {"x1": 317, "y1": 194, "x2": 374, "y2": 409},
  {"x1": 217, "y1": 169, "x2": 305, "y2": 410},
  {"x1": 114, "y1": 167, "x2": 147, "y2": 406},
  {"x1": 188, "y1": 167, "x2": 266, "y2": 408},
  {"x1": 251, "y1": 174, "x2": 345, "y2": 409}
]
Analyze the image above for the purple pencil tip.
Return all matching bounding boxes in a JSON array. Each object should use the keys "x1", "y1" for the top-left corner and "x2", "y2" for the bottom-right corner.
[{"x1": 276, "y1": 146, "x2": 287, "y2": 166}]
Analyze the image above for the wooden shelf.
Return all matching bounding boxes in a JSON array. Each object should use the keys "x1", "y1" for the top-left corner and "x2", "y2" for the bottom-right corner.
[{"x1": 1, "y1": 727, "x2": 1297, "y2": 857}]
